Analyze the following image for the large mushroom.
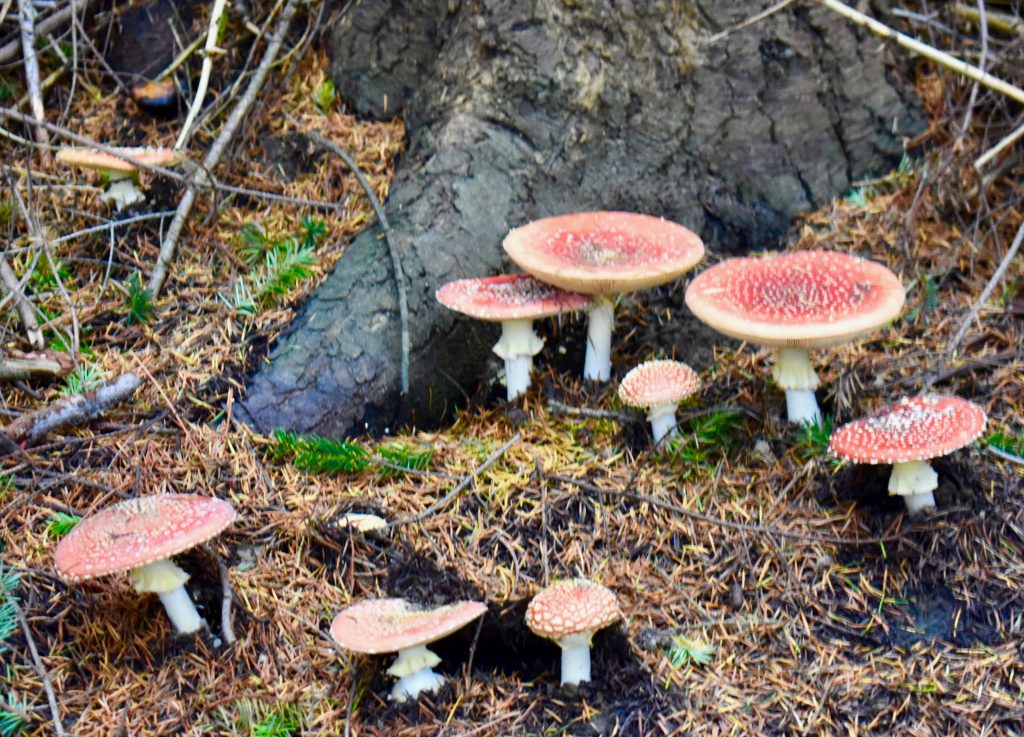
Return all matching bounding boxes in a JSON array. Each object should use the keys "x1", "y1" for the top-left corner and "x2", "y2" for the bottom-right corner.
[
  {"x1": 330, "y1": 598, "x2": 487, "y2": 702},
  {"x1": 618, "y1": 359, "x2": 702, "y2": 442},
  {"x1": 525, "y1": 578, "x2": 622, "y2": 686},
  {"x1": 436, "y1": 273, "x2": 592, "y2": 400},
  {"x1": 54, "y1": 494, "x2": 236, "y2": 634},
  {"x1": 829, "y1": 394, "x2": 987, "y2": 515},
  {"x1": 685, "y1": 250, "x2": 905, "y2": 424},
  {"x1": 503, "y1": 211, "x2": 704, "y2": 382},
  {"x1": 55, "y1": 146, "x2": 181, "y2": 210}
]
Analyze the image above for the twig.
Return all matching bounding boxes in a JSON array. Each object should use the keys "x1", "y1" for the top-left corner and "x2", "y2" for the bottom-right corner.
[
  {"x1": 954, "y1": 3, "x2": 1023, "y2": 36},
  {"x1": 2, "y1": 371, "x2": 140, "y2": 447},
  {"x1": 957, "y1": 0, "x2": 989, "y2": 147},
  {"x1": 941, "y1": 219, "x2": 1024, "y2": 367},
  {"x1": 703, "y1": 0, "x2": 795, "y2": 45},
  {"x1": 215, "y1": 553, "x2": 237, "y2": 644},
  {"x1": 52, "y1": 210, "x2": 177, "y2": 244},
  {"x1": 550, "y1": 473, "x2": 914, "y2": 545},
  {"x1": 975, "y1": 118, "x2": 1024, "y2": 170},
  {"x1": 0, "y1": 252, "x2": 43, "y2": 349},
  {"x1": 0, "y1": 0, "x2": 97, "y2": 64},
  {"x1": 816, "y1": 0, "x2": 1024, "y2": 105},
  {"x1": 534, "y1": 455, "x2": 549, "y2": 586},
  {"x1": 300, "y1": 127, "x2": 410, "y2": 395},
  {"x1": 390, "y1": 432, "x2": 522, "y2": 527},
  {"x1": 175, "y1": 0, "x2": 228, "y2": 150},
  {"x1": 986, "y1": 444, "x2": 1024, "y2": 466},
  {"x1": 149, "y1": 0, "x2": 300, "y2": 297},
  {"x1": 546, "y1": 398, "x2": 639, "y2": 423},
  {"x1": 14, "y1": 600, "x2": 65, "y2": 736},
  {"x1": 16, "y1": 0, "x2": 51, "y2": 157},
  {"x1": 0, "y1": 349, "x2": 72, "y2": 380}
]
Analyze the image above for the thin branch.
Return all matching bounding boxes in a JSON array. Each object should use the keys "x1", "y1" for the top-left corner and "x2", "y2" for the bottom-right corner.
[
  {"x1": 15, "y1": 600, "x2": 65, "y2": 736},
  {"x1": 817, "y1": 0, "x2": 1024, "y2": 105},
  {"x1": 301, "y1": 127, "x2": 411, "y2": 395},
  {"x1": 16, "y1": 0, "x2": 51, "y2": 157},
  {"x1": 940, "y1": 219, "x2": 1024, "y2": 369},
  {"x1": 148, "y1": 0, "x2": 300, "y2": 297},
  {"x1": 390, "y1": 432, "x2": 522, "y2": 528},
  {"x1": 175, "y1": 0, "x2": 228, "y2": 150},
  {"x1": 0, "y1": 349, "x2": 72, "y2": 380},
  {"x1": 703, "y1": 0, "x2": 795, "y2": 45},
  {"x1": 975, "y1": 118, "x2": 1024, "y2": 170},
  {"x1": 957, "y1": 0, "x2": 988, "y2": 146},
  {"x1": 0, "y1": 0, "x2": 97, "y2": 64},
  {"x1": 0, "y1": 252, "x2": 43, "y2": 349}
]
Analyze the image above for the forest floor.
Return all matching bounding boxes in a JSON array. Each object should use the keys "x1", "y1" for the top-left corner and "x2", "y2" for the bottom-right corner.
[{"x1": 1, "y1": 2, "x2": 1023, "y2": 736}]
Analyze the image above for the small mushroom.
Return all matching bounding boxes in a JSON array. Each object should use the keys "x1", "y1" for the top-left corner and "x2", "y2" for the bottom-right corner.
[
  {"x1": 330, "y1": 598, "x2": 487, "y2": 702},
  {"x1": 54, "y1": 494, "x2": 236, "y2": 634},
  {"x1": 130, "y1": 78, "x2": 179, "y2": 117},
  {"x1": 436, "y1": 273, "x2": 592, "y2": 400},
  {"x1": 525, "y1": 578, "x2": 622, "y2": 686},
  {"x1": 503, "y1": 211, "x2": 704, "y2": 382},
  {"x1": 55, "y1": 146, "x2": 181, "y2": 210},
  {"x1": 685, "y1": 250, "x2": 905, "y2": 424},
  {"x1": 618, "y1": 359, "x2": 702, "y2": 442},
  {"x1": 828, "y1": 395, "x2": 986, "y2": 515}
]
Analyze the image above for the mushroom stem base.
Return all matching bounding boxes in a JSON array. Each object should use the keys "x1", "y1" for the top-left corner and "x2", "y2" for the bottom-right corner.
[
  {"x1": 492, "y1": 319, "x2": 543, "y2": 400},
  {"x1": 559, "y1": 632, "x2": 593, "y2": 686},
  {"x1": 889, "y1": 460, "x2": 938, "y2": 515},
  {"x1": 648, "y1": 402, "x2": 678, "y2": 443},
  {"x1": 583, "y1": 300, "x2": 614, "y2": 382},
  {"x1": 156, "y1": 585, "x2": 205, "y2": 634},
  {"x1": 100, "y1": 178, "x2": 146, "y2": 211},
  {"x1": 390, "y1": 667, "x2": 445, "y2": 702},
  {"x1": 784, "y1": 389, "x2": 822, "y2": 425}
]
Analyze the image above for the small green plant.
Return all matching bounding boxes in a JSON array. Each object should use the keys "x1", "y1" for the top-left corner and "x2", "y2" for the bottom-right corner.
[
  {"x1": 0, "y1": 475, "x2": 12, "y2": 506},
  {"x1": 844, "y1": 154, "x2": 915, "y2": 206},
  {"x1": 0, "y1": 197, "x2": 11, "y2": 228},
  {"x1": 985, "y1": 429, "x2": 1024, "y2": 461},
  {"x1": 0, "y1": 76, "x2": 19, "y2": 101},
  {"x1": 0, "y1": 691, "x2": 27, "y2": 737},
  {"x1": 904, "y1": 273, "x2": 938, "y2": 324},
  {"x1": 29, "y1": 258, "x2": 71, "y2": 293},
  {"x1": 0, "y1": 567, "x2": 19, "y2": 646},
  {"x1": 60, "y1": 364, "x2": 104, "y2": 396},
  {"x1": 795, "y1": 415, "x2": 836, "y2": 461},
  {"x1": 123, "y1": 272, "x2": 154, "y2": 326},
  {"x1": 226, "y1": 218, "x2": 324, "y2": 316},
  {"x1": 312, "y1": 78, "x2": 336, "y2": 115},
  {"x1": 236, "y1": 222, "x2": 270, "y2": 265},
  {"x1": 44, "y1": 512, "x2": 81, "y2": 538},
  {"x1": 271, "y1": 430, "x2": 432, "y2": 478},
  {"x1": 662, "y1": 410, "x2": 743, "y2": 478},
  {"x1": 219, "y1": 700, "x2": 304, "y2": 737},
  {"x1": 667, "y1": 634, "x2": 716, "y2": 669}
]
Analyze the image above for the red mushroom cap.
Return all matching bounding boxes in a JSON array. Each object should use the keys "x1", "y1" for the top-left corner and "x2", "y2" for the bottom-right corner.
[
  {"x1": 54, "y1": 494, "x2": 236, "y2": 583},
  {"x1": 502, "y1": 211, "x2": 704, "y2": 295},
  {"x1": 330, "y1": 599, "x2": 487, "y2": 654},
  {"x1": 55, "y1": 146, "x2": 181, "y2": 174},
  {"x1": 618, "y1": 360, "x2": 702, "y2": 409},
  {"x1": 525, "y1": 578, "x2": 621, "y2": 640},
  {"x1": 436, "y1": 273, "x2": 593, "y2": 321},
  {"x1": 684, "y1": 250, "x2": 905, "y2": 347},
  {"x1": 829, "y1": 395, "x2": 987, "y2": 465}
]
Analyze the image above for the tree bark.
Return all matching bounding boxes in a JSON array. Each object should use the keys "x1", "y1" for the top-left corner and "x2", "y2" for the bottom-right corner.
[{"x1": 238, "y1": 0, "x2": 922, "y2": 438}]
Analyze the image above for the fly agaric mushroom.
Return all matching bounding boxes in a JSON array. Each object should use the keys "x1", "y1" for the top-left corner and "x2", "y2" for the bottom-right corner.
[
  {"x1": 54, "y1": 494, "x2": 236, "y2": 634},
  {"x1": 503, "y1": 211, "x2": 704, "y2": 382},
  {"x1": 55, "y1": 146, "x2": 181, "y2": 210},
  {"x1": 525, "y1": 578, "x2": 622, "y2": 686},
  {"x1": 685, "y1": 250, "x2": 905, "y2": 424},
  {"x1": 828, "y1": 395, "x2": 986, "y2": 515},
  {"x1": 330, "y1": 598, "x2": 487, "y2": 702},
  {"x1": 618, "y1": 359, "x2": 702, "y2": 442},
  {"x1": 436, "y1": 273, "x2": 592, "y2": 400}
]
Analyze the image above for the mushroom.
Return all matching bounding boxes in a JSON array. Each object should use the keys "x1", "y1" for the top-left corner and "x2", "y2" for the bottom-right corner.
[
  {"x1": 435, "y1": 273, "x2": 593, "y2": 400},
  {"x1": 618, "y1": 359, "x2": 702, "y2": 442},
  {"x1": 330, "y1": 598, "x2": 487, "y2": 702},
  {"x1": 503, "y1": 211, "x2": 704, "y2": 382},
  {"x1": 525, "y1": 578, "x2": 622, "y2": 686},
  {"x1": 54, "y1": 494, "x2": 236, "y2": 634},
  {"x1": 828, "y1": 394, "x2": 986, "y2": 515},
  {"x1": 55, "y1": 146, "x2": 181, "y2": 210},
  {"x1": 130, "y1": 78, "x2": 179, "y2": 117},
  {"x1": 685, "y1": 250, "x2": 905, "y2": 424}
]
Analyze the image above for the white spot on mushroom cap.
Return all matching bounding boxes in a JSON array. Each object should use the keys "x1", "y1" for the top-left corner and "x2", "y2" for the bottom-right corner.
[
  {"x1": 829, "y1": 395, "x2": 987, "y2": 464},
  {"x1": 618, "y1": 360, "x2": 702, "y2": 408},
  {"x1": 330, "y1": 598, "x2": 487, "y2": 654},
  {"x1": 54, "y1": 494, "x2": 236, "y2": 583},
  {"x1": 525, "y1": 578, "x2": 621, "y2": 640}
]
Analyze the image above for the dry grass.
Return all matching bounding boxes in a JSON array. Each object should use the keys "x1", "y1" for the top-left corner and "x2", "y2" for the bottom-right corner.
[{"x1": 1, "y1": 3, "x2": 1023, "y2": 736}]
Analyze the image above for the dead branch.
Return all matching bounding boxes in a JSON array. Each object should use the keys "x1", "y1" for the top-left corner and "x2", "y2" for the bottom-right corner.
[
  {"x1": 954, "y1": 2, "x2": 1023, "y2": 36},
  {"x1": 14, "y1": 600, "x2": 65, "y2": 736},
  {"x1": 16, "y1": 0, "x2": 52, "y2": 158},
  {"x1": 2, "y1": 371, "x2": 140, "y2": 448},
  {"x1": 0, "y1": 253, "x2": 44, "y2": 349},
  {"x1": 175, "y1": 0, "x2": 229, "y2": 150},
  {"x1": 0, "y1": 0, "x2": 96, "y2": 64},
  {"x1": 148, "y1": 0, "x2": 300, "y2": 297},
  {"x1": 0, "y1": 350, "x2": 73, "y2": 380}
]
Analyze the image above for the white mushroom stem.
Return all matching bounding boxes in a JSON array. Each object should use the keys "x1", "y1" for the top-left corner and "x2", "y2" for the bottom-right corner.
[
  {"x1": 888, "y1": 459, "x2": 938, "y2": 515},
  {"x1": 386, "y1": 644, "x2": 445, "y2": 702},
  {"x1": 772, "y1": 347, "x2": 822, "y2": 424},
  {"x1": 558, "y1": 632, "x2": 594, "y2": 686},
  {"x1": 492, "y1": 319, "x2": 544, "y2": 400},
  {"x1": 100, "y1": 176, "x2": 145, "y2": 211},
  {"x1": 583, "y1": 298, "x2": 615, "y2": 382},
  {"x1": 647, "y1": 402, "x2": 679, "y2": 443},
  {"x1": 129, "y1": 558, "x2": 204, "y2": 634}
]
